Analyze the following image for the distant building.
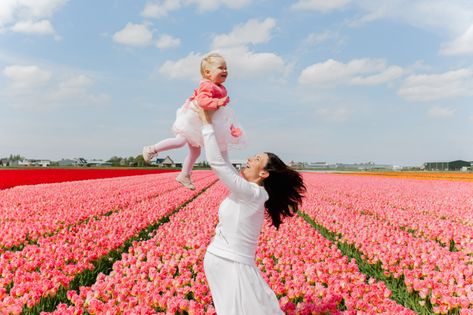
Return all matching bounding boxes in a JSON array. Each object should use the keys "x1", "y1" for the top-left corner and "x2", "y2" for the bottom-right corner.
[
  {"x1": 333, "y1": 162, "x2": 394, "y2": 171},
  {"x1": 152, "y1": 155, "x2": 175, "y2": 167},
  {"x1": 424, "y1": 160, "x2": 472, "y2": 171},
  {"x1": 58, "y1": 158, "x2": 88, "y2": 167},
  {"x1": 230, "y1": 159, "x2": 246, "y2": 169},
  {"x1": 289, "y1": 161, "x2": 306, "y2": 169},
  {"x1": 306, "y1": 162, "x2": 335, "y2": 169},
  {"x1": 86, "y1": 159, "x2": 112, "y2": 167},
  {"x1": 58, "y1": 159, "x2": 79, "y2": 167},
  {"x1": 18, "y1": 159, "x2": 51, "y2": 167}
]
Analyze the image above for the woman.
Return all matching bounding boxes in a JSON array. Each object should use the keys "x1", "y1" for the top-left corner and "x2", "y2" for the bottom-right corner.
[{"x1": 194, "y1": 106, "x2": 306, "y2": 314}]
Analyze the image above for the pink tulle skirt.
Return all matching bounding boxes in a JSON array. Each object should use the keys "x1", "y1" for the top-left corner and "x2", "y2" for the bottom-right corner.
[{"x1": 172, "y1": 99, "x2": 247, "y2": 151}]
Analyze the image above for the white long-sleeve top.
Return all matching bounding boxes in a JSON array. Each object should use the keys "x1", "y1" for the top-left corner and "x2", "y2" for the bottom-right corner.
[{"x1": 202, "y1": 124, "x2": 269, "y2": 266}]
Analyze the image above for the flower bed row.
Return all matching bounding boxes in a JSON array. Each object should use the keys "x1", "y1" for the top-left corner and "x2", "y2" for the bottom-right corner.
[
  {"x1": 256, "y1": 214, "x2": 414, "y2": 314},
  {"x1": 347, "y1": 171, "x2": 473, "y2": 182},
  {"x1": 302, "y1": 173, "x2": 473, "y2": 314},
  {"x1": 0, "y1": 172, "x2": 210, "y2": 251},
  {"x1": 0, "y1": 169, "x2": 177, "y2": 190},
  {"x1": 309, "y1": 174, "x2": 473, "y2": 255},
  {"x1": 0, "y1": 171, "x2": 216, "y2": 314},
  {"x1": 45, "y1": 182, "x2": 412, "y2": 314}
]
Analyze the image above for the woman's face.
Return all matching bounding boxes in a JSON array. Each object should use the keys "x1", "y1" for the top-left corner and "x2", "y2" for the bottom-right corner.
[{"x1": 241, "y1": 153, "x2": 269, "y2": 184}]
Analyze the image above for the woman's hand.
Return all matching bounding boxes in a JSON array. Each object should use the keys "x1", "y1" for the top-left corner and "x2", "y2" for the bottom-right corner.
[{"x1": 192, "y1": 101, "x2": 215, "y2": 125}]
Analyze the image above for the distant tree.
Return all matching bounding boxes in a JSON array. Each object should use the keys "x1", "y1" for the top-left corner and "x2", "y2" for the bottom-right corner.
[
  {"x1": 9, "y1": 154, "x2": 25, "y2": 162},
  {"x1": 107, "y1": 156, "x2": 122, "y2": 166},
  {"x1": 126, "y1": 156, "x2": 136, "y2": 166},
  {"x1": 135, "y1": 155, "x2": 145, "y2": 167}
]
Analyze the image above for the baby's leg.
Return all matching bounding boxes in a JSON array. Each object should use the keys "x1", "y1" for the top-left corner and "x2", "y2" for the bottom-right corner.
[
  {"x1": 143, "y1": 134, "x2": 188, "y2": 163},
  {"x1": 181, "y1": 144, "x2": 201, "y2": 176},
  {"x1": 176, "y1": 143, "x2": 201, "y2": 190},
  {"x1": 151, "y1": 134, "x2": 187, "y2": 153}
]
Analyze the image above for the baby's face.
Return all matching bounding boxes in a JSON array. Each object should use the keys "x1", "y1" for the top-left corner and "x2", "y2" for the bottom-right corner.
[{"x1": 206, "y1": 57, "x2": 228, "y2": 85}]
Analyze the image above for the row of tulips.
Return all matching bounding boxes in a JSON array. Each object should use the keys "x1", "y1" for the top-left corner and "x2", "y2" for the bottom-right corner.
[
  {"x1": 0, "y1": 169, "x2": 176, "y2": 190},
  {"x1": 44, "y1": 181, "x2": 413, "y2": 314},
  {"x1": 0, "y1": 172, "x2": 206, "y2": 250},
  {"x1": 256, "y1": 211, "x2": 414, "y2": 314},
  {"x1": 0, "y1": 171, "x2": 216, "y2": 314},
  {"x1": 350, "y1": 172, "x2": 473, "y2": 182},
  {"x1": 50, "y1": 182, "x2": 226, "y2": 315},
  {"x1": 302, "y1": 173, "x2": 473, "y2": 314},
  {"x1": 312, "y1": 174, "x2": 473, "y2": 255}
]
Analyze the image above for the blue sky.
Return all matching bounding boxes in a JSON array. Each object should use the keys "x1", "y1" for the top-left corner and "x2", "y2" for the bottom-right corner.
[{"x1": 1, "y1": 0, "x2": 472, "y2": 166}]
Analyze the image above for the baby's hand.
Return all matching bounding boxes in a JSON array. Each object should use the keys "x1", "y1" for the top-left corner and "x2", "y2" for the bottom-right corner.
[
  {"x1": 230, "y1": 124, "x2": 242, "y2": 137},
  {"x1": 192, "y1": 103, "x2": 215, "y2": 124},
  {"x1": 218, "y1": 96, "x2": 229, "y2": 108}
]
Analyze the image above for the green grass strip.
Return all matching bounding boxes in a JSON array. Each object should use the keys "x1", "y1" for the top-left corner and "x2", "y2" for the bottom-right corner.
[
  {"x1": 21, "y1": 180, "x2": 217, "y2": 315},
  {"x1": 298, "y1": 211, "x2": 461, "y2": 315}
]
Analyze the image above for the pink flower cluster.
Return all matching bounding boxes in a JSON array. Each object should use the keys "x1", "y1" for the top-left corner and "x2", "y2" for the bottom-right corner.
[
  {"x1": 54, "y1": 182, "x2": 226, "y2": 315},
  {"x1": 302, "y1": 173, "x2": 473, "y2": 314},
  {"x1": 257, "y1": 215, "x2": 414, "y2": 314},
  {"x1": 0, "y1": 171, "x2": 216, "y2": 314},
  {"x1": 44, "y1": 180, "x2": 412, "y2": 314},
  {"x1": 0, "y1": 173, "x2": 195, "y2": 250},
  {"x1": 311, "y1": 174, "x2": 473, "y2": 254}
]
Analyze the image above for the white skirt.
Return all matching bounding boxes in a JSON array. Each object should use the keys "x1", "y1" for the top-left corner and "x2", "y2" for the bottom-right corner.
[
  {"x1": 204, "y1": 251, "x2": 284, "y2": 315},
  {"x1": 172, "y1": 100, "x2": 247, "y2": 152}
]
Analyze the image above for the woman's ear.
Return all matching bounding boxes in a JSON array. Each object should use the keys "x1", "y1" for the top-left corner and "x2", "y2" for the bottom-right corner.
[{"x1": 259, "y1": 170, "x2": 269, "y2": 179}]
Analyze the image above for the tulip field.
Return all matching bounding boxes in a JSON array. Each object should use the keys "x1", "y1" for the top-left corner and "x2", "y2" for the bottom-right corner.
[
  {"x1": 1, "y1": 170, "x2": 473, "y2": 314},
  {"x1": 0, "y1": 169, "x2": 177, "y2": 190}
]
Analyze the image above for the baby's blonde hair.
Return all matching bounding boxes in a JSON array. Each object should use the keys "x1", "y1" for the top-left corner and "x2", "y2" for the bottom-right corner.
[{"x1": 200, "y1": 53, "x2": 224, "y2": 78}]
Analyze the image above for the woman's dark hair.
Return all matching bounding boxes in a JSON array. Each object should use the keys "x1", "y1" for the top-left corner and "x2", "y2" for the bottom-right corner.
[{"x1": 262, "y1": 152, "x2": 306, "y2": 229}]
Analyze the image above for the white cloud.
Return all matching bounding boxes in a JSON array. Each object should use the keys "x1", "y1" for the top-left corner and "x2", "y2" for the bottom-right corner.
[
  {"x1": 219, "y1": 46, "x2": 285, "y2": 79},
  {"x1": 142, "y1": 0, "x2": 182, "y2": 18},
  {"x1": 158, "y1": 46, "x2": 285, "y2": 81},
  {"x1": 50, "y1": 74, "x2": 93, "y2": 100},
  {"x1": 158, "y1": 52, "x2": 203, "y2": 81},
  {"x1": 299, "y1": 58, "x2": 403, "y2": 87},
  {"x1": 348, "y1": 1, "x2": 473, "y2": 55},
  {"x1": 0, "y1": 0, "x2": 65, "y2": 36},
  {"x1": 398, "y1": 69, "x2": 473, "y2": 102},
  {"x1": 191, "y1": 0, "x2": 250, "y2": 11},
  {"x1": 141, "y1": 0, "x2": 250, "y2": 18},
  {"x1": 441, "y1": 24, "x2": 473, "y2": 55},
  {"x1": 305, "y1": 31, "x2": 332, "y2": 46},
  {"x1": 428, "y1": 106, "x2": 455, "y2": 118},
  {"x1": 0, "y1": 0, "x2": 18, "y2": 27},
  {"x1": 3, "y1": 65, "x2": 52, "y2": 90},
  {"x1": 11, "y1": 19, "x2": 54, "y2": 35},
  {"x1": 292, "y1": 0, "x2": 351, "y2": 12},
  {"x1": 351, "y1": 1, "x2": 473, "y2": 34},
  {"x1": 113, "y1": 23, "x2": 153, "y2": 46},
  {"x1": 351, "y1": 66, "x2": 404, "y2": 85},
  {"x1": 3, "y1": 65, "x2": 109, "y2": 109},
  {"x1": 156, "y1": 34, "x2": 181, "y2": 49},
  {"x1": 211, "y1": 18, "x2": 276, "y2": 49}
]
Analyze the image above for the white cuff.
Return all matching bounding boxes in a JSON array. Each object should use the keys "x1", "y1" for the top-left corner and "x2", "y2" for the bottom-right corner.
[{"x1": 202, "y1": 123, "x2": 214, "y2": 134}]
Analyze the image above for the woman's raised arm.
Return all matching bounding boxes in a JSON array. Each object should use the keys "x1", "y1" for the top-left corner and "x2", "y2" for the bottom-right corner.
[
  {"x1": 202, "y1": 124, "x2": 257, "y2": 198},
  {"x1": 193, "y1": 104, "x2": 257, "y2": 198}
]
